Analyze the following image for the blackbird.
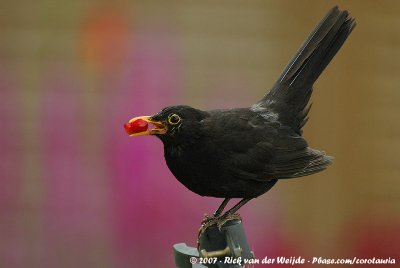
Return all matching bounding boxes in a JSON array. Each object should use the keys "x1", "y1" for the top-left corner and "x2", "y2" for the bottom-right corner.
[{"x1": 125, "y1": 7, "x2": 355, "y2": 220}]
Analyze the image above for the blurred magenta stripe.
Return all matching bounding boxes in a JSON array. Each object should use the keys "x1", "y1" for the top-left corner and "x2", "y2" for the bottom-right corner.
[
  {"x1": 0, "y1": 67, "x2": 23, "y2": 268},
  {"x1": 103, "y1": 32, "x2": 186, "y2": 267},
  {"x1": 40, "y1": 69, "x2": 95, "y2": 267}
]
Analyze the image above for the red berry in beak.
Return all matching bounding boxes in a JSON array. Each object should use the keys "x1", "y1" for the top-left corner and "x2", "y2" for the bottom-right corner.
[{"x1": 124, "y1": 119, "x2": 148, "y2": 135}]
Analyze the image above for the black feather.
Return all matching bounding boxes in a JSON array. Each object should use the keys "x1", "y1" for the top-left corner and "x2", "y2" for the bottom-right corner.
[{"x1": 258, "y1": 6, "x2": 356, "y2": 134}]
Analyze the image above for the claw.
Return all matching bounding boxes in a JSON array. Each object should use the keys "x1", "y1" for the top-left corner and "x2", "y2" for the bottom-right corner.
[
  {"x1": 197, "y1": 213, "x2": 242, "y2": 249},
  {"x1": 216, "y1": 213, "x2": 242, "y2": 230}
]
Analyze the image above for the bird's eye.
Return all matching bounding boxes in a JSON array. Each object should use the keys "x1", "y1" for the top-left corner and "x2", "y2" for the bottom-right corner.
[{"x1": 168, "y1": 113, "x2": 181, "y2": 125}]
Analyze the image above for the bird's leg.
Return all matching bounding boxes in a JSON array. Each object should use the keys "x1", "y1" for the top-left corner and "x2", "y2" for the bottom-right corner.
[
  {"x1": 200, "y1": 198, "x2": 231, "y2": 230},
  {"x1": 197, "y1": 199, "x2": 252, "y2": 247},
  {"x1": 198, "y1": 198, "x2": 232, "y2": 246},
  {"x1": 209, "y1": 198, "x2": 252, "y2": 229},
  {"x1": 214, "y1": 198, "x2": 231, "y2": 217},
  {"x1": 221, "y1": 198, "x2": 252, "y2": 218},
  {"x1": 199, "y1": 198, "x2": 251, "y2": 238}
]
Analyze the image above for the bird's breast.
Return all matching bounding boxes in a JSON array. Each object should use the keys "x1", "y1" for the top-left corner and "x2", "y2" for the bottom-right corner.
[{"x1": 164, "y1": 143, "x2": 223, "y2": 196}]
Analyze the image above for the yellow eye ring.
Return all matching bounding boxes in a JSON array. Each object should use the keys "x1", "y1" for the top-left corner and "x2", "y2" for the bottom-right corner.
[{"x1": 168, "y1": 113, "x2": 181, "y2": 125}]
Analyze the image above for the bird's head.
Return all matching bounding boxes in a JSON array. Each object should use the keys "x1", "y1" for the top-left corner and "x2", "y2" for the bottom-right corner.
[{"x1": 124, "y1": 105, "x2": 208, "y2": 144}]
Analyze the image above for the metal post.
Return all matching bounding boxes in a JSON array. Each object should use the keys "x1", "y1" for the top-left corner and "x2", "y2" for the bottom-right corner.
[{"x1": 174, "y1": 217, "x2": 254, "y2": 268}]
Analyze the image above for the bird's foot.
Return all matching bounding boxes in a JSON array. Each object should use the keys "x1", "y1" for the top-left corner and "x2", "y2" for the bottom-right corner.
[
  {"x1": 215, "y1": 213, "x2": 242, "y2": 229},
  {"x1": 197, "y1": 213, "x2": 242, "y2": 249}
]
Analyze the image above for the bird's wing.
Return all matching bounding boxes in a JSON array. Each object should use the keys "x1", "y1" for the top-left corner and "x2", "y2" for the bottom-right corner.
[
  {"x1": 265, "y1": 126, "x2": 332, "y2": 179},
  {"x1": 206, "y1": 111, "x2": 331, "y2": 181},
  {"x1": 255, "y1": 6, "x2": 355, "y2": 134},
  {"x1": 225, "y1": 125, "x2": 332, "y2": 181}
]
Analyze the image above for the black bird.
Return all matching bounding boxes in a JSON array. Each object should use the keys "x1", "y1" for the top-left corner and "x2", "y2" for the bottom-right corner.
[{"x1": 125, "y1": 7, "x2": 355, "y2": 220}]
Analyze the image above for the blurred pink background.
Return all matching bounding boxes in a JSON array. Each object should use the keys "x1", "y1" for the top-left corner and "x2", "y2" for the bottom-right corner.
[{"x1": 1, "y1": 1, "x2": 399, "y2": 267}]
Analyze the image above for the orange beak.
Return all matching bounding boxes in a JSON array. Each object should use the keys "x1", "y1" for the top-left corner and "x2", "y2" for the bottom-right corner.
[{"x1": 124, "y1": 116, "x2": 167, "y2": 136}]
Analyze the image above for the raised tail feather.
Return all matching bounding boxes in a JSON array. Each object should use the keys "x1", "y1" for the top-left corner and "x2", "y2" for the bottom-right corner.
[{"x1": 259, "y1": 6, "x2": 356, "y2": 134}]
